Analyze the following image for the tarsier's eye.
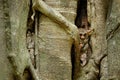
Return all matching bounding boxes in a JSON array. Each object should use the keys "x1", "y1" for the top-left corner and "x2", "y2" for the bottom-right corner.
[
  {"x1": 84, "y1": 33, "x2": 86, "y2": 37},
  {"x1": 82, "y1": 25, "x2": 85, "y2": 28},
  {"x1": 80, "y1": 34, "x2": 82, "y2": 36}
]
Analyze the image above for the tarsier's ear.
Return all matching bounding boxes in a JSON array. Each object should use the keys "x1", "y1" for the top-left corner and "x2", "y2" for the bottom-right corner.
[{"x1": 86, "y1": 29, "x2": 94, "y2": 36}]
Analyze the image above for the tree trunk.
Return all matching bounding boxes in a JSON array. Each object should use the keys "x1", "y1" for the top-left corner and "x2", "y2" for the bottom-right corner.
[
  {"x1": 106, "y1": 0, "x2": 120, "y2": 79},
  {"x1": 36, "y1": 0, "x2": 79, "y2": 80},
  {"x1": 0, "y1": 0, "x2": 13, "y2": 80},
  {"x1": 4, "y1": 0, "x2": 32, "y2": 80}
]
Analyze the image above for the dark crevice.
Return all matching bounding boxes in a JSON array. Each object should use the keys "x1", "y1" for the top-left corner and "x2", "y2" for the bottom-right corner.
[
  {"x1": 27, "y1": 0, "x2": 34, "y2": 33},
  {"x1": 72, "y1": 0, "x2": 89, "y2": 79},
  {"x1": 71, "y1": 45, "x2": 75, "y2": 80},
  {"x1": 34, "y1": 11, "x2": 40, "y2": 69},
  {"x1": 23, "y1": 68, "x2": 33, "y2": 80},
  {"x1": 75, "y1": 0, "x2": 89, "y2": 29},
  {"x1": 106, "y1": 23, "x2": 120, "y2": 40},
  {"x1": 26, "y1": 0, "x2": 36, "y2": 69},
  {"x1": 26, "y1": 0, "x2": 41, "y2": 70}
]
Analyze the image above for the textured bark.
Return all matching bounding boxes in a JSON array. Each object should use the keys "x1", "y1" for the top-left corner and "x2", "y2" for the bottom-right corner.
[
  {"x1": 0, "y1": 0, "x2": 13, "y2": 80},
  {"x1": 4, "y1": 0, "x2": 40, "y2": 80},
  {"x1": 7, "y1": 0, "x2": 28, "y2": 79},
  {"x1": 32, "y1": 0, "x2": 80, "y2": 40},
  {"x1": 32, "y1": 0, "x2": 80, "y2": 80},
  {"x1": 90, "y1": 0, "x2": 108, "y2": 80},
  {"x1": 106, "y1": 0, "x2": 120, "y2": 79}
]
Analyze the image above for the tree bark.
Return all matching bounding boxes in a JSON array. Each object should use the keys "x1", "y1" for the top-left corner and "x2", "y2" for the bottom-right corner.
[
  {"x1": 0, "y1": 0, "x2": 13, "y2": 80},
  {"x1": 32, "y1": 0, "x2": 80, "y2": 80},
  {"x1": 106, "y1": 0, "x2": 120, "y2": 79},
  {"x1": 5, "y1": 0, "x2": 40, "y2": 80}
]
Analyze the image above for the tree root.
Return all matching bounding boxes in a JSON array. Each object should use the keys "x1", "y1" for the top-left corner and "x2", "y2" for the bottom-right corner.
[
  {"x1": 32, "y1": 0, "x2": 81, "y2": 79},
  {"x1": 8, "y1": 53, "x2": 41, "y2": 80},
  {"x1": 32, "y1": 0, "x2": 80, "y2": 43},
  {"x1": 28, "y1": 60, "x2": 40, "y2": 80}
]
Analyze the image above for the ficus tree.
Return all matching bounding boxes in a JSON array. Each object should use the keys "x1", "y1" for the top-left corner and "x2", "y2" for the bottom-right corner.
[{"x1": 0, "y1": 0, "x2": 120, "y2": 80}]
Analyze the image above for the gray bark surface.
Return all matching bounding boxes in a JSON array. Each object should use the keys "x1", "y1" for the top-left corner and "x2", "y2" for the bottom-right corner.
[
  {"x1": 37, "y1": 0, "x2": 78, "y2": 80},
  {"x1": 106, "y1": 0, "x2": 120, "y2": 79},
  {"x1": 2, "y1": 0, "x2": 33, "y2": 80},
  {"x1": 0, "y1": 0, "x2": 13, "y2": 80}
]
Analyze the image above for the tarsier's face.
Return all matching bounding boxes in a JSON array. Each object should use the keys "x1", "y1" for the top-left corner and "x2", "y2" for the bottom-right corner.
[
  {"x1": 78, "y1": 28, "x2": 94, "y2": 40},
  {"x1": 79, "y1": 28, "x2": 89, "y2": 41},
  {"x1": 79, "y1": 28, "x2": 88, "y2": 40}
]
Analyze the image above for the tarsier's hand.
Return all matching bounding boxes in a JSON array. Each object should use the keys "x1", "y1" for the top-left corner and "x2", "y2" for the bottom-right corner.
[{"x1": 79, "y1": 43, "x2": 83, "y2": 49}]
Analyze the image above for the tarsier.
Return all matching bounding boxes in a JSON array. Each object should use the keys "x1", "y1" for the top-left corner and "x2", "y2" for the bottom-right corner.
[
  {"x1": 75, "y1": 0, "x2": 94, "y2": 66},
  {"x1": 79, "y1": 28, "x2": 94, "y2": 66}
]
